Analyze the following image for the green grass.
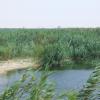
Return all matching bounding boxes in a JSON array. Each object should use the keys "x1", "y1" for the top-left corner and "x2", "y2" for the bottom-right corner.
[
  {"x1": 78, "y1": 64, "x2": 100, "y2": 100},
  {"x1": 0, "y1": 28, "x2": 100, "y2": 69}
]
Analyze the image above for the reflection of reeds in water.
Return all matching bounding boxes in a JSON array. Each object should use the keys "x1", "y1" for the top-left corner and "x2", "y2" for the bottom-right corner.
[{"x1": 78, "y1": 64, "x2": 100, "y2": 100}]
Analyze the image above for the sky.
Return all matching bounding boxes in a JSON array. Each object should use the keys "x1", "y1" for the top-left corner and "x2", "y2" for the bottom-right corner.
[{"x1": 0, "y1": 0, "x2": 99, "y2": 28}]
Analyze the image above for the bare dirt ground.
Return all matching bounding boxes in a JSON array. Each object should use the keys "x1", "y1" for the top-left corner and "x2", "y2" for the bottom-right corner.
[{"x1": 0, "y1": 58, "x2": 39, "y2": 74}]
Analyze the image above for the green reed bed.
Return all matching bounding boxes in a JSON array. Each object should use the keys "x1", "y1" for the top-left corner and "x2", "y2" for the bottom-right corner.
[{"x1": 0, "y1": 28, "x2": 100, "y2": 69}]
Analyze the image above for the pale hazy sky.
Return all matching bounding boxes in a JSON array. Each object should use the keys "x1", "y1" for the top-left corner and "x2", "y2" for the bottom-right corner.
[{"x1": 0, "y1": 0, "x2": 99, "y2": 28}]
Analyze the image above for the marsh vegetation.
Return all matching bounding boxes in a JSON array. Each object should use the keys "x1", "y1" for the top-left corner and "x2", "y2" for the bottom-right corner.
[
  {"x1": 0, "y1": 28, "x2": 100, "y2": 100},
  {"x1": 0, "y1": 28, "x2": 100, "y2": 69}
]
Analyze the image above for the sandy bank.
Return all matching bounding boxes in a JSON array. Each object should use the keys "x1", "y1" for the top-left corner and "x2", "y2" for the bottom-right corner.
[{"x1": 0, "y1": 59, "x2": 38, "y2": 74}]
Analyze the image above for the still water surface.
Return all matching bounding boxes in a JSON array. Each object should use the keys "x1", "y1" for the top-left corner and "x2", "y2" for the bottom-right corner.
[{"x1": 0, "y1": 70, "x2": 92, "y2": 93}]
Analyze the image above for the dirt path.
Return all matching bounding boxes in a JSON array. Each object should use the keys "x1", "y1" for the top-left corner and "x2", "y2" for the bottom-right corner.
[{"x1": 0, "y1": 59, "x2": 38, "y2": 74}]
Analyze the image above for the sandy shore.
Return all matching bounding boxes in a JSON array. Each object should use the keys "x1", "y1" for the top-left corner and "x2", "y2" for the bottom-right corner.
[{"x1": 0, "y1": 59, "x2": 38, "y2": 74}]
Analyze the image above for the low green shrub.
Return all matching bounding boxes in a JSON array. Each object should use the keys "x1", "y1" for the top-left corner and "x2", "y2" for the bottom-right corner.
[{"x1": 0, "y1": 46, "x2": 11, "y2": 60}]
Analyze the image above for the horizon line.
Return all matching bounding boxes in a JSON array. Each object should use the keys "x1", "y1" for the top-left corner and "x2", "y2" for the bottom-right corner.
[{"x1": 0, "y1": 27, "x2": 100, "y2": 29}]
